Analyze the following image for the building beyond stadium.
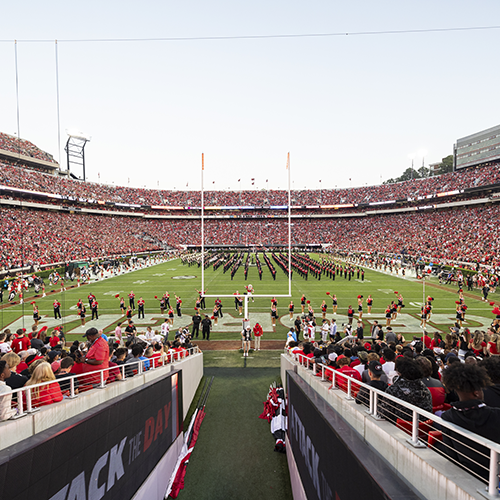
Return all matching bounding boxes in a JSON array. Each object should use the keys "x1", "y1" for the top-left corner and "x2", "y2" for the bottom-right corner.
[{"x1": 455, "y1": 123, "x2": 500, "y2": 170}]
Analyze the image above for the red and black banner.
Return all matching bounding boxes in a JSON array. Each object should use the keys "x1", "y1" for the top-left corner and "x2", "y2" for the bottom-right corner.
[
  {"x1": 0, "y1": 370, "x2": 183, "y2": 500},
  {"x1": 286, "y1": 371, "x2": 420, "y2": 500}
]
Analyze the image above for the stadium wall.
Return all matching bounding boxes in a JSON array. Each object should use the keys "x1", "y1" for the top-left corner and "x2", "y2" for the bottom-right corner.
[
  {"x1": 281, "y1": 354, "x2": 486, "y2": 500},
  {"x1": 0, "y1": 352, "x2": 203, "y2": 452},
  {"x1": 0, "y1": 369, "x2": 183, "y2": 500}
]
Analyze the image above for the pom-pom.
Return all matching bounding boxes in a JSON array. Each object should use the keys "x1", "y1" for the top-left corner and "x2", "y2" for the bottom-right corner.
[
  {"x1": 40, "y1": 326, "x2": 48, "y2": 332},
  {"x1": 455, "y1": 301, "x2": 460, "y2": 304},
  {"x1": 357, "y1": 295, "x2": 361, "y2": 299},
  {"x1": 492, "y1": 307, "x2": 500, "y2": 316},
  {"x1": 211, "y1": 316, "x2": 215, "y2": 320},
  {"x1": 115, "y1": 294, "x2": 119, "y2": 298},
  {"x1": 394, "y1": 291, "x2": 398, "y2": 294},
  {"x1": 459, "y1": 289, "x2": 463, "y2": 292},
  {"x1": 306, "y1": 300, "x2": 310, "y2": 304},
  {"x1": 490, "y1": 302, "x2": 495, "y2": 306},
  {"x1": 326, "y1": 292, "x2": 330, "y2": 295},
  {"x1": 462, "y1": 305, "x2": 468, "y2": 310},
  {"x1": 154, "y1": 295, "x2": 158, "y2": 299},
  {"x1": 30, "y1": 301, "x2": 36, "y2": 305}
]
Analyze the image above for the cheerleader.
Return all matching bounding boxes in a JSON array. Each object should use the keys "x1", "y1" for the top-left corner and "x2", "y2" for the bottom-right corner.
[
  {"x1": 164, "y1": 292, "x2": 171, "y2": 309},
  {"x1": 33, "y1": 303, "x2": 40, "y2": 327},
  {"x1": 332, "y1": 294, "x2": 338, "y2": 315},
  {"x1": 212, "y1": 305, "x2": 219, "y2": 326},
  {"x1": 357, "y1": 295, "x2": 363, "y2": 319},
  {"x1": 347, "y1": 305, "x2": 354, "y2": 326},
  {"x1": 307, "y1": 302, "x2": 314, "y2": 320},
  {"x1": 385, "y1": 305, "x2": 392, "y2": 327},
  {"x1": 321, "y1": 300, "x2": 327, "y2": 320},
  {"x1": 420, "y1": 306, "x2": 427, "y2": 329},
  {"x1": 168, "y1": 306, "x2": 175, "y2": 326},
  {"x1": 119, "y1": 297, "x2": 126, "y2": 315},
  {"x1": 175, "y1": 295, "x2": 182, "y2": 317},
  {"x1": 126, "y1": 306, "x2": 133, "y2": 320},
  {"x1": 300, "y1": 294, "x2": 306, "y2": 314},
  {"x1": 366, "y1": 295, "x2": 373, "y2": 315},
  {"x1": 289, "y1": 300, "x2": 294, "y2": 320},
  {"x1": 397, "y1": 294, "x2": 404, "y2": 313},
  {"x1": 271, "y1": 304, "x2": 278, "y2": 329},
  {"x1": 237, "y1": 294, "x2": 243, "y2": 316},
  {"x1": 80, "y1": 304, "x2": 86, "y2": 326},
  {"x1": 159, "y1": 296, "x2": 166, "y2": 316},
  {"x1": 77, "y1": 298, "x2": 83, "y2": 312},
  {"x1": 426, "y1": 296, "x2": 434, "y2": 321},
  {"x1": 391, "y1": 300, "x2": 398, "y2": 320},
  {"x1": 195, "y1": 298, "x2": 201, "y2": 313}
]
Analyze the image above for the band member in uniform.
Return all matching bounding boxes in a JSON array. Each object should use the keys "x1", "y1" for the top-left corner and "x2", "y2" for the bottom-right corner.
[
  {"x1": 366, "y1": 295, "x2": 373, "y2": 315},
  {"x1": 53, "y1": 299, "x2": 62, "y2": 320},
  {"x1": 245, "y1": 284, "x2": 255, "y2": 302}
]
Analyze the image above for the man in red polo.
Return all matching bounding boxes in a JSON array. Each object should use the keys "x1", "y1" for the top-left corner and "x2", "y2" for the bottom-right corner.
[{"x1": 82, "y1": 327, "x2": 109, "y2": 385}]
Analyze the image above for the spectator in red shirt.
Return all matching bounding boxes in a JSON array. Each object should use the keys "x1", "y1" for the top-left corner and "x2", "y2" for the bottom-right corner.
[
  {"x1": 335, "y1": 355, "x2": 362, "y2": 394},
  {"x1": 11, "y1": 329, "x2": 30, "y2": 353},
  {"x1": 82, "y1": 327, "x2": 109, "y2": 385},
  {"x1": 253, "y1": 323, "x2": 263, "y2": 351},
  {"x1": 24, "y1": 361, "x2": 63, "y2": 408}
]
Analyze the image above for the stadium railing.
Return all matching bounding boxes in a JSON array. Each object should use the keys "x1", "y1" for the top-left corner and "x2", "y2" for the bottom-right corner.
[
  {"x1": 289, "y1": 350, "x2": 500, "y2": 497},
  {"x1": 9, "y1": 346, "x2": 200, "y2": 417}
]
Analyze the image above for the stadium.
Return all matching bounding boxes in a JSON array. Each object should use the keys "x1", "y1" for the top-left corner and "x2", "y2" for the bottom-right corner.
[{"x1": 2, "y1": 5, "x2": 500, "y2": 499}]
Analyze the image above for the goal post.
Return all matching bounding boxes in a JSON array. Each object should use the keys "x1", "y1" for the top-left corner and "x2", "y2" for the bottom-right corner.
[{"x1": 199, "y1": 153, "x2": 292, "y2": 326}]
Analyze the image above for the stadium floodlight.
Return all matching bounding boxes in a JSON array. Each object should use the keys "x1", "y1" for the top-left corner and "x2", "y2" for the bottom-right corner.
[{"x1": 65, "y1": 130, "x2": 90, "y2": 181}]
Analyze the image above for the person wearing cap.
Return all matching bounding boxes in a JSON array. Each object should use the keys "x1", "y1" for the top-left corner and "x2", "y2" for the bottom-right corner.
[
  {"x1": 355, "y1": 360, "x2": 389, "y2": 407},
  {"x1": 82, "y1": 327, "x2": 109, "y2": 384}
]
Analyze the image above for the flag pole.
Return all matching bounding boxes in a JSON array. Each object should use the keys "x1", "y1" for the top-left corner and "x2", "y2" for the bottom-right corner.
[
  {"x1": 201, "y1": 153, "x2": 205, "y2": 294},
  {"x1": 287, "y1": 152, "x2": 291, "y2": 297}
]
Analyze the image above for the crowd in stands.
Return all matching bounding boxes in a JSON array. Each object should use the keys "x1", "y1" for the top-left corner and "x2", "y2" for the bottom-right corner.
[
  {"x1": 0, "y1": 133, "x2": 56, "y2": 164},
  {"x1": 1, "y1": 201, "x2": 499, "y2": 269},
  {"x1": 286, "y1": 317, "x2": 500, "y2": 482},
  {"x1": 0, "y1": 324, "x2": 197, "y2": 420},
  {"x1": 1, "y1": 161, "x2": 500, "y2": 208}
]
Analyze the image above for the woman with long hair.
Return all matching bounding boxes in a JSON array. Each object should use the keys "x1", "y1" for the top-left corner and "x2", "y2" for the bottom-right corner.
[{"x1": 25, "y1": 361, "x2": 63, "y2": 407}]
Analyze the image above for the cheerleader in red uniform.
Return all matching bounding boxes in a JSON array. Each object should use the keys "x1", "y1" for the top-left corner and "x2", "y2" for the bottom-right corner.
[{"x1": 366, "y1": 295, "x2": 373, "y2": 315}]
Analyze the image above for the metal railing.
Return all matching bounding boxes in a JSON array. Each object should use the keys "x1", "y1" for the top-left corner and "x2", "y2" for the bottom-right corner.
[
  {"x1": 288, "y1": 350, "x2": 500, "y2": 497},
  {"x1": 3, "y1": 346, "x2": 200, "y2": 419}
]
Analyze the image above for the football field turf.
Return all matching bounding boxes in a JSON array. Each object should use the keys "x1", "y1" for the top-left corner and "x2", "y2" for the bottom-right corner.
[{"x1": 1, "y1": 255, "x2": 496, "y2": 343}]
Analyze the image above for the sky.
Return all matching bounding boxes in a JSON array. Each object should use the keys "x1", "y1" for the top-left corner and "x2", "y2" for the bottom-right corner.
[{"x1": 0, "y1": 1, "x2": 499, "y2": 192}]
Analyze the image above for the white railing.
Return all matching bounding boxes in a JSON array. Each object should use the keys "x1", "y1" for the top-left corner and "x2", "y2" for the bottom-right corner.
[
  {"x1": 288, "y1": 350, "x2": 500, "y2": 497},
  {"x1": 5, "y1": 346, "x2": 200, "y2": 418}
]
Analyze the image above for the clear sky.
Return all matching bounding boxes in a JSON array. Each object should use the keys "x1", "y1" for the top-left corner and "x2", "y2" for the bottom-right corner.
[{"x1": 0, "y1": 1, "x2": 499, "y2": 192}]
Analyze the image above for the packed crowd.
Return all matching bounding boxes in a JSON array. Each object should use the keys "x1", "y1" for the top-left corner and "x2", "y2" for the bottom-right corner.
[
  {"x1": 286, "y1": 317, "x2": 500, "y2": 482},
  {"x1": 1, "y1": 201, "x2": 499, "y2": 269},
  {"x1": 1, "y1": 161, "x2": 499, "y2": 208},
  {"x1": 0, "y1": 133, "x2": 56, "y2": 164},
  {"x1": 0, "y1": 323, "x2": 197, "y2": 421}
]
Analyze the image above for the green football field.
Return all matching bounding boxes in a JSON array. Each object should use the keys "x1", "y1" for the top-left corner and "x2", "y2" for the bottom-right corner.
[{"x1": 1, "y1": 255, "x2": 496, "y2": 342}]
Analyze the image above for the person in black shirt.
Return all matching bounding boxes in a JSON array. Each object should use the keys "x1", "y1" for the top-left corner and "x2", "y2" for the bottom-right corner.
[
  {"x1": 192, "y1": 312, "x2": 201, "y2": 338},
  {"x1": 201, "y1": 315, "x2": 212, "y2": 340},
  {"x1": 356, "y1": 361, "x2": 388, "y2": 407}
]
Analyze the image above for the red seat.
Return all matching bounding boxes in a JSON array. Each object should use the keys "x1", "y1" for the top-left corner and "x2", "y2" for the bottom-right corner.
[{"x1": 396, "y1": 418, "x2": 433, "y2": 439}]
